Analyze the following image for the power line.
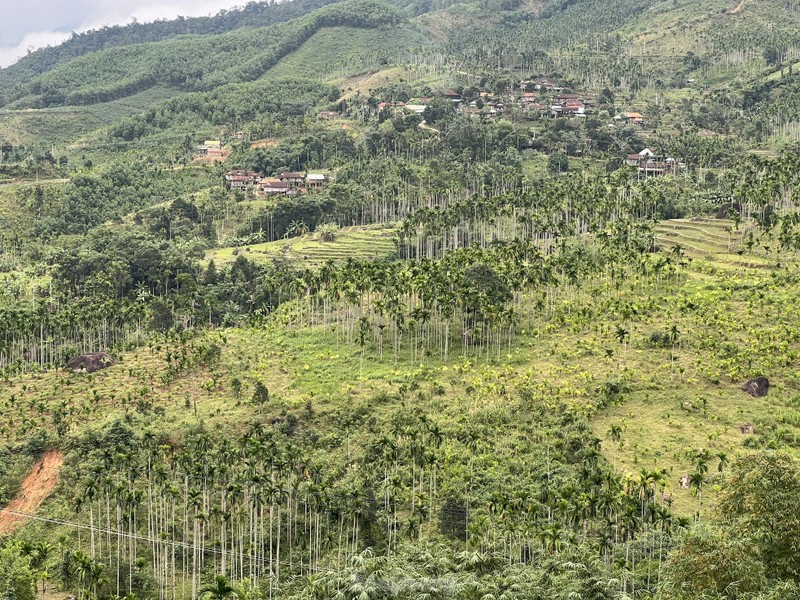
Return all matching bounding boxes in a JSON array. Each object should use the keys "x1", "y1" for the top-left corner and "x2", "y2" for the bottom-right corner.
[
  {"x1": 0, "y1": 507, "x2": 332, "y2": 574},
  {"x1": 1, "y1": 507, "x2": 202, "y2": 552}
]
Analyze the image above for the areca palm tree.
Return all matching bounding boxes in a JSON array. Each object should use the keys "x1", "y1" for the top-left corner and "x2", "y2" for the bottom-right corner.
[
  {"x1": 614, "y1": 326, "x2": 629, "y2": 377},
  {"x1": 29, "y1": 541, "x2": 54, "y2": 593},
  {"x1": 87, "y1": 562, "x2": 108, "y2": 600},
  {"x1": 200, "y1": 575, "x2": 238, "y2": 600},
  {"x1": 69, "y1": 550, "x2": 96, "y2": 600}
]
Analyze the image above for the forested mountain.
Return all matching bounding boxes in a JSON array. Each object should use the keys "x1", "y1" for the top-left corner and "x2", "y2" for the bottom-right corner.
[
  {"x1": 0, "y1": 0, "x2": 342, "y2": 105},
  {"x1": 2, "y1": 0, "x2": 800, "y2": 599},
  {"x1": 2, "y1": 0, "x2": 409, "y2": 109}
]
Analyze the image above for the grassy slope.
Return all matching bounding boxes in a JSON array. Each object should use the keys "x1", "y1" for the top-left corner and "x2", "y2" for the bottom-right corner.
[
  {"x1": 206, "y1": 223, "x2": 398, "y2": 266},
  {"x1": 619, "y1": 0, "x2": 800, "y2": 84},
  {"x1": 620, "y1": 0, "x2": 734, "y2": 54},
  {"x1": 593, "y1": 217, "x2": 800, "y2": 510},
  {"x1": 0, "y1": 88, "x2": 181, "y2": 148},
  {"x1": 2, "y1": 0, "x2": 800, "y2": 529},
  {"x1": 265, "y1": 25, "x2": 430, "y2": 81},
  {"x1": 217, "y1": 218, "x2": 800, "y2": 517}
]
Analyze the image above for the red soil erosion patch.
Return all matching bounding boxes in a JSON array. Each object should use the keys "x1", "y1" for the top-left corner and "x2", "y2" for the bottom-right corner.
[
  {"x1": 249, "y1": 138, "x2": 278, "y2": 148},
  {"x1": 0, "y1": 451, "x2": 64, "y2": 535}
]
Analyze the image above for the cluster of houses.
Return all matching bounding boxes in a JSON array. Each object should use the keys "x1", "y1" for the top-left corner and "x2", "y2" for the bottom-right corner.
[
  {"x1": 373, "y1": 79, "x2": 647, "y2": 125},
  {"x1": 377, "y1": 90, "x2": 462, "y2": 116},
  {"x1": 371, "y1": 84, "x2": 679, "y2": 177},
  {"x1": 461, "y1": 89, "x2": 589, "y2": 119},
  {"x1": 524, "y1": 78, "x2": 562, "y2": 92},
  {"x1": 224, "y1": 170, "x2": 329, "y2": 195},
  {"x1": 373, "y1": 81, "x2": 591, "y2": 121}
]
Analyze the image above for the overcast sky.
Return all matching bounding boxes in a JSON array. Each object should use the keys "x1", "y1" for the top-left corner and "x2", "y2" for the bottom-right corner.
[{"x1": 0, "y1": 0, "x2": 247, "y2": 68}]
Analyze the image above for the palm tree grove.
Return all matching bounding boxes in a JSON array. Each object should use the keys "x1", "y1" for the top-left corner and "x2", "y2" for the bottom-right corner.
[{"x1": 2, "y1": 0, "x2": 800, "y2": 598}]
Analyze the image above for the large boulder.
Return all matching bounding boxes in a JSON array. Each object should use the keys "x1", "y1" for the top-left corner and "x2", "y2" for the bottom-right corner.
[
  {"x1": 67, "y1": 352, "x2": 113, "y2": 373},
  {"x1": 741, "y1": 377, "x2": 769, "y2": 398}
]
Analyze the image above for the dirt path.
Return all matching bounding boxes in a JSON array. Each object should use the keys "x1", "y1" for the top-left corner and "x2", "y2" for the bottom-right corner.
[
  {"x1": 0, "y1": 178, "x2": 70, "y2": 188},
  {"x1": 0, "y1": 451, "x2": 64, "y2": 535},
  {"x1": 730, "y1": 0, "x2": 747, "y2": 14}
]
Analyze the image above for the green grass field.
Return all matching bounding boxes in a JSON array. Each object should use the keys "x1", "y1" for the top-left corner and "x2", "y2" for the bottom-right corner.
[{"x1": 206, "y1": 223, "x2": 399, "y2": 266}]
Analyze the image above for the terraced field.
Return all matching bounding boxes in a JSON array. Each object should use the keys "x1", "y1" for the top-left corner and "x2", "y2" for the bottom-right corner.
[
  {"x1": 206, "y1": 224, "x2": 398, "y2": 266},
  {"x1": 210, "y1": 218, "x2": 779, "y2": 271},
  {"x1": 655, "y1": 217, "x2": 783, "y2": 271},
  {"x1": 656, "y1": 218, "x2": 741, "y2": 254}
]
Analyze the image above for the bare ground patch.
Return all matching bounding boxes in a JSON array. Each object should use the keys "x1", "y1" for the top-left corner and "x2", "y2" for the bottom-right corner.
[{"x1": 0, "y1": 451, "x2": 64, "y2": 535}]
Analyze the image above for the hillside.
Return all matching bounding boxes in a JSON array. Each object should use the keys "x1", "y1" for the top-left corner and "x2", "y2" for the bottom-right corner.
[
  {"x1": 5, "y1": 0, "x2": 407, "y2": 109},
  {"x1": 2, "y1": 0, "x2": 800, "y2": 599},
  {"x1": 0, "y1": 0, "x2": 343, "y2": 105}
]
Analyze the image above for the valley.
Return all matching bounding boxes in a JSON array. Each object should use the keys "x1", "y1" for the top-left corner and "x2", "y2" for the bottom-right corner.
[{"x1": 1, "y1": 0, "x2": 800, "y2": 599}]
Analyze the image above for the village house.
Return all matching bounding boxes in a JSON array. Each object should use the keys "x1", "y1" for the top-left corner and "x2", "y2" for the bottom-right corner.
[
  {"x1": 378, "y1": 101, "x2": 406, "y2": 109},
  {"x1": 552, "y1": 100, "x2": 586, "y2": 117},
  {"x1": 405, "y1": 98, "x2": 430, "y2": 115},
  {"x1": 520, "y1": 92, "x2": 538, "y2": 107},
  {"x1": 548, "y1": 92, "x2": 588, "y2": 117},
  {"x1": 519, "y1": 93, "x2": 549, "y2": 114},
  {"x1": 625, "y1": 148, "x2": 654, "y2": 166},
  {"x1": 317, "y1": 111, "x2": 339, "y2": 120},
  {"x1": 278, "y1": 172, "x2": 305, "y2": 189},
  {"x1": 443, "y1": 89, "x2": 462, "y2": 102},
  {"x1": 197, "y1": 140, "x2": 225, "y2": 160},
  {"x1": 620, "y1": 112, "x2": 645, "y2": 125},
  {"x1": 465, "y1": 103, "x2": 482, "y2": 118},
  {"x1": 488, "y1": 103, "x2": 504, "y2": 117},
  {"x1": 465, "y1": 100, "x2": 504, "y2": 119},
  {"x1": 625, "y1": 148, "x2": 682, "y2": 176},
  {"x1": 258, "y1": 177, "x2": 291, "y2": 195},
  {"x1": 224, "y1": 169, "x2": 262, "y2": 191},
  {"x1": 305, "y1": 173, "x2": 327, "y2": 191},
  {"x1": 197, "y1": 140, "x2": 221, "y2": 153}
]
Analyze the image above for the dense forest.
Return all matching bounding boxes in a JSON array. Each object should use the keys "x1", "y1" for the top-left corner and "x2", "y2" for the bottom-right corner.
[{"x1": 2, "y1": 0, "x2": 800, "y2": 598}]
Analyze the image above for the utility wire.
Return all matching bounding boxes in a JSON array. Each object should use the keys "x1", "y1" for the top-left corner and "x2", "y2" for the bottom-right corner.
[{"x1": 0, "y1": 506, "x2": 335, "y2": 574}]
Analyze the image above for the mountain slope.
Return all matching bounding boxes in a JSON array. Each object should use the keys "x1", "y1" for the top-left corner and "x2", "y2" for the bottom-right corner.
[
  {"x1": 2, "y1": 0, "x2": 408, "y2": 109},
  {"x1": 0, "y1": 0, "x2": 342, "y2": 105}
]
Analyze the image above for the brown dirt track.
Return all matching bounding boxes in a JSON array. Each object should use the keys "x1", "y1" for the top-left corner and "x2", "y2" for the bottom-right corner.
[{"x1": 0, "y1": 451, "x2": 63, "y2": 535}]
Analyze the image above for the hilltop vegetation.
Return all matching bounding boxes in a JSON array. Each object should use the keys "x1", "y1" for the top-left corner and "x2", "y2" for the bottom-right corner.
[
  {"x1": 2, "y1": 0, "x2": 800, "y2": 599},
  {"x1": 0, "y1": 0, "x2": 341, "y2": 105},
  {"x1": 11, "y1": 0, "x2": 406, "y2": 109}
]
